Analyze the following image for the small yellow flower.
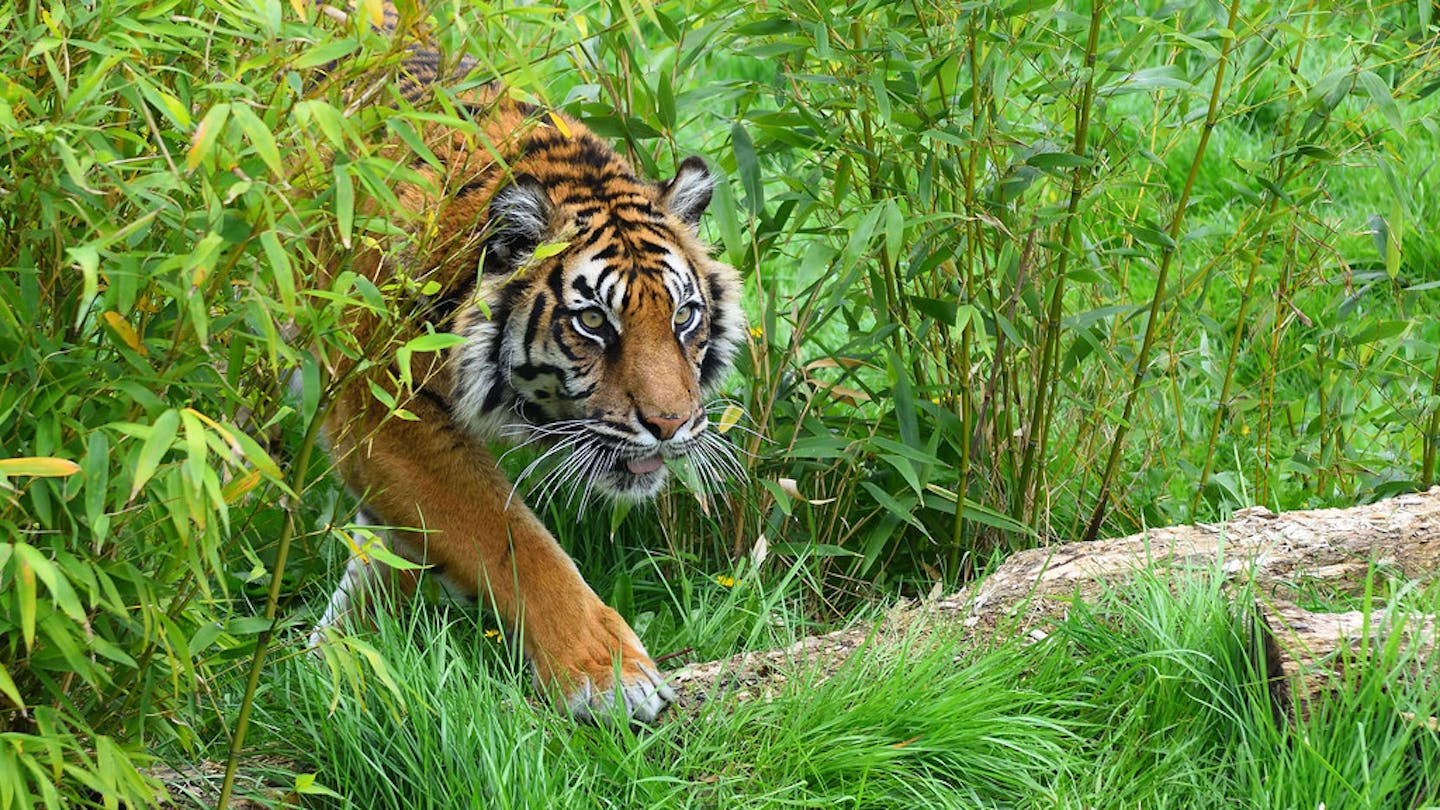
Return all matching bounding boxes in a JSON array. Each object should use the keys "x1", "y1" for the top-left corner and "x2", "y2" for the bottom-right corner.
[
  {"x1": 714, "y1": 575, "x2": 736, "y2": 588},
  {"x1": 483, "y1": 628, "x2": 503, "y2": 642},
  {"x1": 748, "y1": 326, "x2": 763, "y2": 339}
]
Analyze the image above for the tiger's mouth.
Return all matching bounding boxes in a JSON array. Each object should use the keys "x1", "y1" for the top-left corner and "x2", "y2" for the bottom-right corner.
[
  {"x1": 600, "y1": 450, "x2": 671, "y2": 500},
  {"x1": 623, "y1": 454, "x2": 664, "y2": 476},
  {"x1": 506, "y1": 419, "x2": 738, "y2": 507}
]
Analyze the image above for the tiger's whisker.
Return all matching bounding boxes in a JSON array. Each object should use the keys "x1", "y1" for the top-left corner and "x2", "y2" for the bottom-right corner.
[
  {"x1": 697, "y1": 432, "x2": 748, "y2": 480},
  {"x1": 507, "y1": 433, "x2": 589, "y2": 507}
]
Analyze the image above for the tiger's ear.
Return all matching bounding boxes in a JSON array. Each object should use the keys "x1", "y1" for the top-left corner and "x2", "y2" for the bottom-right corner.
[
  {"x1": 658, "y1": 156, "x2": 713, "y2": 226},
  {"x1": 484, "y1": 174, "x2": 553, "y2": 272}
]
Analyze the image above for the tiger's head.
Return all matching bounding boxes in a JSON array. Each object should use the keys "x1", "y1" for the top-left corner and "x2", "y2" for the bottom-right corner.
[{"x1": 450, "y1": 145, "x2": 746, "y2": 501}]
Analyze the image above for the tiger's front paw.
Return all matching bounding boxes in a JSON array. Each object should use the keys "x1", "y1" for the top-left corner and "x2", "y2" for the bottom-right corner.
[{"x1": 533, "y1": 605, "x2": 677, "y2": 723}]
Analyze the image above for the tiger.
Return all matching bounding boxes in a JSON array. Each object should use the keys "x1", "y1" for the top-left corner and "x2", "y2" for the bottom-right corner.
[{"x1": 306, "y1": 4, "x2": 746, "y2": 723}]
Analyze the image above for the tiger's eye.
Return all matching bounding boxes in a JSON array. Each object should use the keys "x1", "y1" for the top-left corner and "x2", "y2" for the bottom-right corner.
[
  {"x1": 577, "y1": 308, "x2": 606, "y2": 330},
  {"x1": 673, "y1": 304, "x2": 695, "y2": 326}
]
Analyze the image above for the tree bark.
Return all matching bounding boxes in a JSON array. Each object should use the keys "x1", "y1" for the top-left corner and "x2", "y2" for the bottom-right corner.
[{"x1": 671, "y1": 487, "x2": 1440, "y2": 719}]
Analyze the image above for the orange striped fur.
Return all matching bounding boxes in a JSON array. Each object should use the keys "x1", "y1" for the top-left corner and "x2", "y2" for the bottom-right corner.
[{"x1": 309, "y1": 7, "x2": 744, "y2": 723}]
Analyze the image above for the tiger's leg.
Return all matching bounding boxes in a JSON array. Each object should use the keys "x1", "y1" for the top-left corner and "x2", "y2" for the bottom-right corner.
[{"x1": 328, "y1": 407, "x2": 676, "y2": 722}]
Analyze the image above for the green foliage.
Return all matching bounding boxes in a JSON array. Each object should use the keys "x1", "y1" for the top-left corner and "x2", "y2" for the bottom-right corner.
[
  {"x1": 684, "y1": 0, "x2": 1440, "y2": 589},
  {"x1": 0, "y1": 0, "x2": 444, "y2": 803},
  {"x1": 263, "y1": 568, "x2": 1440, "y2": 808},
  {"x1": 265, "y1": 596, "x2": 1077, "y2": 809},
  {"x1": 2, "y1": 0, "x2": 1438, "y2": 805},
  {"x1": 1051, "y1": 573, "x2": 1440, "y2": 808}
]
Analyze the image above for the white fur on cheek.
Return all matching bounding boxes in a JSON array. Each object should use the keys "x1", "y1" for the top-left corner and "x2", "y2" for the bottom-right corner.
[{"x1": 699, "y1": 258, "x2": 746, "y2": 392}]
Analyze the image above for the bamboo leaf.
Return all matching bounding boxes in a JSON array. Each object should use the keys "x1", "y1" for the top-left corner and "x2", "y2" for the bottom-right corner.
[
  {"x1": 1128, "y1": 223, "x2": 1176, "y2": 250},
  {"x1": 69, "y1": 244, "x2": 100, "y2": 330},
  {"x1": 1027, "y1": 151, "x2": 1092, "y2": 170},
  {"x1": 334, "y1": 163, "x2": 354, "y2": 248},
  {"x1": 883, "y1": 200, "x2": 903, "y2": 270},
  {"x1": 402, "y1": 332, "x2": 468, "y2": 353},
  {"x1": 260, "y1": 229, "x2": 296, "y2": 310},
  {"x1": 101, "y1": 311, "x2": 146, "y2": 355},
  {"x1": 0, "y1": 457, "x2": 81, "y2": 477},
  {"x1": 186, "y1": 102, "x2": 231, "y2": 172},
  {"x1": 1356, "y1": 70, "x2": 1403, "y2": 132},
  {"x1": 731, "y1": 121, "x2": 763, "y2": 214},
  {"x1": 222, "y1": 469, "x2": 262, "y2": 503},
  {"x1": 294, "y1": 774, "x2": 343, "y2": 798},
  {"x1": 768, "y1": 541, "x2": 861, "y2": 558},
  {"x1": 129, "y1": 409, "x2": 180, "y2": 501},
  {"x1": 293, "y1": 39, "x2": 359, "y2": 70},
  {"x1": 530, "y1": 240, "x2": 571, "y2": 261},
  {"x1": 13, "y1": 543, "x2": 83, "y2": 624},
  {"x1": 0, "y1": 663, "x2": 24, "y2": 710},
  {"x1": 1386, "y1": 198, "x2": 1404, "y2": 280},
  {"x1": 860, "y1": 481, "x2": 928, "y2": 533},
  {"x1": 15, "y1": 546, "x2": 36, "y2": 651},
  {"x1": 656, "y1": 79, "x2": 675, "y2": 131},
  {"x1": 180, "y1": 408, "x2": 208, "y2": 485},
  {"x1": 1100, "y1": 65, "x2": 1196, "y2": 96},
  {"x1": 232, "y1": 105, "x2": 283, "y2": 178}
]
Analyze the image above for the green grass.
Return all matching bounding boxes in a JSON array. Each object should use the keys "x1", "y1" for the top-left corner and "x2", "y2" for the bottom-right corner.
[{"x1": 224, "y1": 570, "x2": 1439, "y2": 809}]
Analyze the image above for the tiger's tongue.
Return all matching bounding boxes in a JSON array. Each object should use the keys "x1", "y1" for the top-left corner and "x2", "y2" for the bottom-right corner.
[{"x1": 626, "y1": 455, "x2": 664, "y2": 475}]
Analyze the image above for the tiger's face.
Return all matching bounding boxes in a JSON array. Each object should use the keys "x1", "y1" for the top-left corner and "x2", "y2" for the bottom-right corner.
[{"x1": 451, "y1": 155, "x2": 745, "y2": 501}]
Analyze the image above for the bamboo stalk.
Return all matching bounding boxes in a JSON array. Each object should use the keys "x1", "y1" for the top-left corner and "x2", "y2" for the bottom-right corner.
[
  {"x1": 949, "y1": 11, "x2": 984, "y2": 574},
  {"x1": 215, "y1": 393, "x2": 333, "y2": 809},
  {"x1": 1426, "y1": 344, "x2": 1440, "y2": 486},
  {"x1": 1190, "y1": 0, "x2": 1318, "y2": 512},
  {"x1": 1015, "y1": 0, "x2": 1105, "y2": 523},
  {"x1": 1084, "y1": 0, "x2": 1246, "y2": 542}
]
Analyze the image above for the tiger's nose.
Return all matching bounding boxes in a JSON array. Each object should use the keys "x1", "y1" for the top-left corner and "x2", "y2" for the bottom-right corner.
[{"x1": 639, "y1": 412, "x2": 689, "y2": 441}]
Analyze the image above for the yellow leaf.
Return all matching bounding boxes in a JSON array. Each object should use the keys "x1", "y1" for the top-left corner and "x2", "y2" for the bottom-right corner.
[
  {"x1": 360, "y1": 0, "x2": 384, "y2": 27},
  {"x1": 547, "y1": 111, "x2": 572, "y2": 139},
  {"x1": 222, "y1": 469, "x2": 262, "y2": 503},
  {"x1": 0, "y1": 663, "x2": 24, "y2": 711},
  {"x1": 717, "y1": 404, "x2": 744, "y2": 435},
  {"x1": 342, "y1": 528, "x2": 373, "y2": 564},
  {"x1": 17, "y1": 556, "x2": 35, "y2": 651},
  {"x1": 101, "y1": 311, "x2": 146, "y2": 354},
  {"x1": 184, "y1": 408, "x2": 238, "y2": 449},
  {"x1": 0, "y1": 457, "x2": 81, "y2": 478}
]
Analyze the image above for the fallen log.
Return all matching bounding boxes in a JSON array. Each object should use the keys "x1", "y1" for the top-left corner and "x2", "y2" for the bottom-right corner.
[{"x1": 671, "y1": 487, "x2": 1440, "y2": 719}]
